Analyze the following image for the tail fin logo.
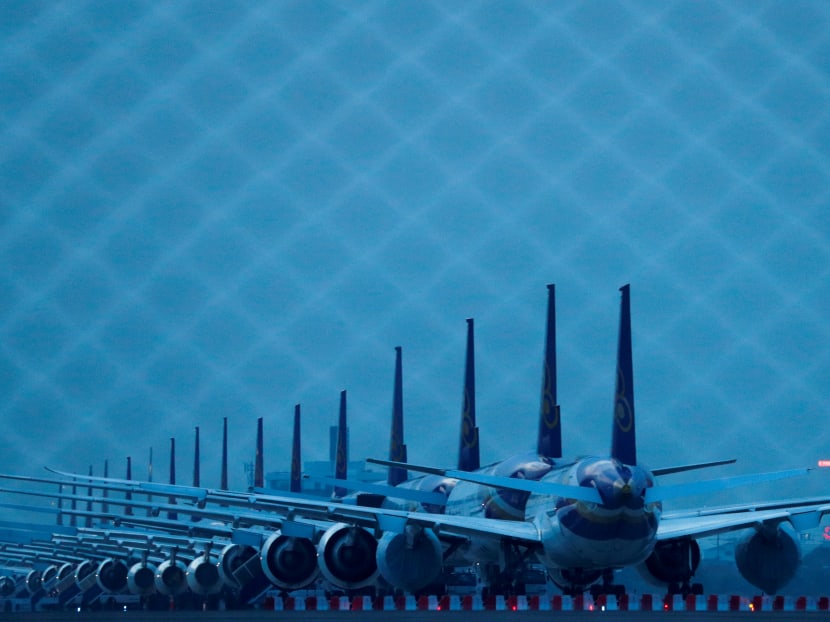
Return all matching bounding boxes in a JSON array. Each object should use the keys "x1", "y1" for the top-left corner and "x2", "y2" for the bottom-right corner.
[
  {"x1": 461, "y1": 389, "x2": 477, "y2": 448},
  {"x1": 390, "y1": 429, "x2": 405, "y2": 462},
  {"x1": 541, "y1": 364, "x2": 560, "y2": 430},
  {"x1": 335, "y1": 440, "x2": 347, "y2": 479},
  {"x1": 615, "y1": 367, "x2": 634, "y2": 433}
]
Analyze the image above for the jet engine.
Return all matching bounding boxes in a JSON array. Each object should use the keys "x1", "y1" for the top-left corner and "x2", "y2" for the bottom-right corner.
[
  {"x1": 317, "y1": 523, "x2": 379, "y2": 590},
  {"x1": 52, "y1": 563, "x2": 75, "y2": 595},
  {"x1": 96, "y1": 558, "x2": 129, "y2": 594},
  {"x1": 639, "y1": 538, "x2": 700, "y2": 588},
  {"x1": 25, "y1": 569, "x2": 42, "y2": 594},
  {"x1": 127, "y1": 561, "x2": 158, "y2": 595},
  {"x1": 735, "y1": 521, "x2": 800, "y2": 595},
  {"x1": 0, "y1": 576, "x2": 15, "y2": 597},
  {"x1": 186, "y1": 553, "x2": 222, "y2": 596},
  {"x1": 260, "y1": 530, "x2": 319, "y2": 591},
  {"x1": 154, "y1": 556, "x2": 189, "y2": 596},
  {"x1": 75, "y1": 560, "x2": 98, "y2": 592},
  {"x1": 218, "y1": 543, "x2": 260, "y2": 589},
  {"x1": 40, "y1": 565, "x2": 58, "y2": 591},
  {"x1": 375, "y1": 526, "x2": 443, "y2": 593}
]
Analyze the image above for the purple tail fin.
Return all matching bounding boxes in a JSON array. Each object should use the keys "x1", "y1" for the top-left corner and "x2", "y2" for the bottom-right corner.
[
  {"x1": 334, "y1": 390, "x2": 348, "y2": 498},
  {"x1": 85, "y1": 465, "x2": 93, "y2": 528},
  {"x1": 254, "y1": 417, "x2": 264, "y2": 489},
  {"x1": 168, "y1": 438, "x2": 177, "y2": 520},
  {"x1": 388, "y1": 347, "x2": 408, "y2": 486},
  {"x1": 193, "y1": 426, "x2": 200, "y2": 488},
  {"x1": 125, "y1": 456, "x2": 133, "y2": 516},
  {"x1": 290, "y1": 405, "x2": 302, "y2": 493},
  {"x1": 458, "y1": 318, "x2": 480, "y2": 471},
  {"x1": 102, "y1": 459, "x2": 109, "y2": 514},
  {"x1": 537, "y1": 284, "x2": 562, "y2": 459},
  {"x1": 611, "y1": 284, "x2": 637, "y2": 466},
  {"x1": 221, "y1": 417, "x2": 228, "y2": 490}
]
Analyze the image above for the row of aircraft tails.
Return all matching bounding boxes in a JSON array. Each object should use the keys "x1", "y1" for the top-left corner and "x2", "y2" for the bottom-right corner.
[{"x1": 0, "y1": 284, "x2": 828, "y2": 610}]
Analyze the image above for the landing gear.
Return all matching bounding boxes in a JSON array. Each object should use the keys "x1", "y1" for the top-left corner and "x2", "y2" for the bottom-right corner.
[
  {"x1": 589, "y1": 569, "x2": 626, "y2": 599},
  {"x1": 666, "y1": 581, "x2": 704, "y2": 597}
]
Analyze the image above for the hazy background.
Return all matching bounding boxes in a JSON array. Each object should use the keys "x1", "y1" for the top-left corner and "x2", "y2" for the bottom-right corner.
[{"x1": 1, "y1": 1, "x2": 829, "y2": 511}]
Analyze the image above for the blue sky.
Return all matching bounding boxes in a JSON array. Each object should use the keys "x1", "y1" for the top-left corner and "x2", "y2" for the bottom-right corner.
[{"x1": 1, "y1": 1, "x2": 829, "y2": 507}]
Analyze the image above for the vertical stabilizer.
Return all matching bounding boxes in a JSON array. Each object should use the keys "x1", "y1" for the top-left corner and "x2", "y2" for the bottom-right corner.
[
  {"x1": 85, "y1": 466, "x2": 93, "y2": 528},
  {"x1": 221, "y1": 417, "x2": 228, "y2": 490},
  {"x1": 125, "y1": 457, "x2": 133, "y2": 516},
  {"x1": 193, "y1": 427, "x2": 201, "y2": 487},
  {"x1": 56, "y1": 483, "x2": 63, "y2": 526},
  {"x1": 70, "y1": 480, "x2": 77, "y2": 527},
  {"x1": 611, "y1": 284, "x2": 637, "y2": 466},
  {"x1": 290, "y1": 405, "x2": 302, "y2": 493},
  {"x1": 168, "y1": 438, "x2": 178, "y2": 520},
  {"x1": 537, "y1": 284, "x2": 562, "y2": 459},
  {"x1": 146, "y1": 447, "x2": 154, "y2": 517},
  {"x1": 334, "y1": 390, "x2": 348, "y2": 498},
  {"x1": 388, "y1": 347, "x2": 408, "y2": 486},
  {"x1": 458, "y1": 318, "x2": 480, "y2": 471},
  {"x1": 102, "y1": 459, "x2": 109, "y2": 514},
  {"x1": 254, "y1": 417, "x2": 264, "y2": 489}
]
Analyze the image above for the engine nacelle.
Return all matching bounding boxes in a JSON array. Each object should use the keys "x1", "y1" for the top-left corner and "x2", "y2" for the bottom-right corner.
[
  {"x1": 127, "y1": 561, "x2": 158, "y2": 595},
  {"x1": 25, "y1": 569, "x2": 42, "y2": 594},
  {"x1": 217, "y1": 543, "x2": 257, "y2": 589},
  {"x1": 75, "y1": 560, "x2": 98, "y2": 591},
  {"x1": 186, "y1": 555, "x2": 222, "y2": 595},
  {"x1": 154, "y1": 558, "x2": 189, "y2": 596},
  {"x1": 260, "y1": 531, "x2": 319, "y2": 591},
  {"x1": 639, "y1": 538, "x2": 701, "y2": 586},
  {"x1": 375, "y1": 527, "x2": 443, "y2": 593},
  {"x1": 0, "y1": 576, "x2": 16, "y2": 597},
  {"x1": 96, "y1": 558, "x2": 129, "y2": 594},
  {"x1": 40, "y1": 564, "x2": 58, "y2": 590},
  {"x1": 317, "y1": 523, "x2": 379, "y2": 590},
  {"x1": 735, "y1": 521, "x2": 800, "y2": 594},
  {"x1": 52, "y1": 563, "x2": 75, "y2": 595},
  {"x1": 548, "y1": 568, "x2": 602, "y2": 594}
]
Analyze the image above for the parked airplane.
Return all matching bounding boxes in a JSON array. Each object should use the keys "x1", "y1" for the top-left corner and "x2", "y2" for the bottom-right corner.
[{"x1": 1, "y1": 285, "x2": 825, "y2": 598}]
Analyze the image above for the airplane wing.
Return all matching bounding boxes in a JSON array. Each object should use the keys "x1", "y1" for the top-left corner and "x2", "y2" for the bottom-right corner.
[{"x1": 658, "y1": 499, "x2": 830, "y2": 540}]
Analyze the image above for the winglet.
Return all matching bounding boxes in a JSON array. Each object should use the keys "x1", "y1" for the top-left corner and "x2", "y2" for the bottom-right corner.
[
  {"x1": 254, "y1": 417, "x2": 264, "y2": 489},
  {"x1": 459, "y1": 318, "x2": 480, "y2": 471},
  {"x1": 290, "y1": 405, "x2": 302, "y2": 493},
  {"x1": 611, "y1": 284, "x2": 637, "y2": 465},
  {"x1": 388, "y1": 347, "x2": 408, "y2": 486},
  {"x1": 537, "y1": 284, "x2": 562, "y2": 459},
  {"x1": 334, "y1": 391, "x2": 348, "y2": 498}
]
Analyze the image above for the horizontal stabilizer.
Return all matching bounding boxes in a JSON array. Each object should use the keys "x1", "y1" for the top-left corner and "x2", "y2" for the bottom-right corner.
[
  {"x1": 305, "y1": 476, "x2": 447, "y2": 506},
  {"x1": 651, "y1": 459, "x2": 737, "y2": 476},
  {"x1": 646, "y1": 468, "x2": 809, "y2": 503},
  {"x1": 367, "y1": 458, "x2": 602, "y2": 504}
]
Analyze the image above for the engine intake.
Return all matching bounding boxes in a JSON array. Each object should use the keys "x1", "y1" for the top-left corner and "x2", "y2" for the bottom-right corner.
[
  {"x1": 127, "y1": 562, "x2": 158, "y2": 595},
  {"x1": 155, "y1": 557, "x2": 189, "y2": 596},
  {"x1": 187, "y1": 554, "x2": 222, "y2": 595},
  {"x1": 96, "y1": 558, "x2": 128, "y2": 594},
  {"x1": 75, "y1": 560, "x2": 98, "y2": 592},
  {"x1": 317, "y1": 523, "x2": 378, "y2": 590},
  {"x1": 376, "y1": 527, "x2": 442, "y2": 593},
  {"x1": 260, "y1": 531, "x2": 319, "y2": 591},
  {"x1": 218, "y1": 543, "x2": 260, "y2": 589},
  {"x1": 0, "y1": 576, "x2": 16, "y2": 597},
  {"x1": 639, "y1": 538, "x2": 700, "y2": 587},
  {"x1": 735, "y1": 521, "x2": 800, "y2": 594}
]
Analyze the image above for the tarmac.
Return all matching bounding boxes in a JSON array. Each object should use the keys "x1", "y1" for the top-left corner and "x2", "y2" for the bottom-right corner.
[{"x1": 0, "y1": 611, "x2": 828, "y2": 621}]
